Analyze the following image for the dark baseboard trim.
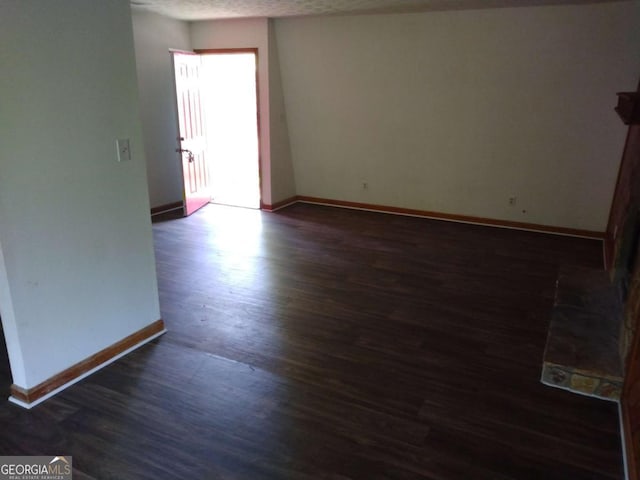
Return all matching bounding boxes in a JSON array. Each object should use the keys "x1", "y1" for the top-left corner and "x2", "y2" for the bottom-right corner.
[
  {"x1": 261, "y1": 196, "x2": 298, "y2": 212},
  {"x1": 154, "y1": 193, "x2": 603, "y2": 239},
  {"x1": 10, "y1": 319, "x2": 166, "y2": 408},
  {"x1": 291, "y1": 196, "x2": 605, "y2": 240},
  {"x1": 151, "y1": 201, "x2": 183, "y2": 216}
]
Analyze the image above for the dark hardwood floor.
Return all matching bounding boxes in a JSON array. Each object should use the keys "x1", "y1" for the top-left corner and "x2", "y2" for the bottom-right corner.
[{"x1": 0, "y1": 203, "x2": 623, "y2": 479}]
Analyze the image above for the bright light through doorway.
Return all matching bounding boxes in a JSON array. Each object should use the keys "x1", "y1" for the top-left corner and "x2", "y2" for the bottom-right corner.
[{"x1": 201, "y1": 53, "x2": 260, "y2": 209}]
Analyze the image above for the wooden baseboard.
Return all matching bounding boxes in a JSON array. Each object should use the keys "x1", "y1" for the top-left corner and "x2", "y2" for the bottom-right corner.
[
  {"x1": 151, "y1": 201, "x2": 183, "y2": 216},
  {"x1": 290, "y1": 196, "x2": 605, "y2": 239},
  {"x1": 261, "y1": 196, "x2": 298, "y2": 212},
  {"x1": 10, "y1": 319, "x2": 166, "y2": 407}
]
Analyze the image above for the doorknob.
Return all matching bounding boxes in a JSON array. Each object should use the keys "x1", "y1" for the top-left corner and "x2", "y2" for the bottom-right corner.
[{"x1": 176, "y1": 148, "x2": 194, "y2": 163}]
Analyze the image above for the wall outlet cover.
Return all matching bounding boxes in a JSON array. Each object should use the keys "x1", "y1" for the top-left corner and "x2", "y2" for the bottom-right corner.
[{"x1": 116, "y1": 138, "x2": 131, "y2": 162}]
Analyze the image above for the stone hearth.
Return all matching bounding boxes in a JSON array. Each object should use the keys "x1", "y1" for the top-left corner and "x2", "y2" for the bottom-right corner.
[
  {"x1": 541, "y1": 266, "x2": 623, "y2": 400},
  {"x1": 542, "y1": 82, "x2": 640, "y2": 402}
]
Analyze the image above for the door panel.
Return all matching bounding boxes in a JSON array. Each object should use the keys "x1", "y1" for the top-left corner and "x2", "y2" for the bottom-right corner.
[{"x1": 173, "y1": 52, "x2": 209, "y2": 216}]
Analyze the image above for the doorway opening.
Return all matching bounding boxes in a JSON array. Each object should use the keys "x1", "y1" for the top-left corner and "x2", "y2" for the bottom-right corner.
[
  {"x1": 202, "y1": 52, "x2": 260, "y2": 209},
  {"x1": 172, "y1": 49, "x2": 261, "y2": 216}
]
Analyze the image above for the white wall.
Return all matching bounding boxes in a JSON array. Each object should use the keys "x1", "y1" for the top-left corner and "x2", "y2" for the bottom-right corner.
[
  {"x1": 275, "y1": 1, "x2": 640, "y2": 231},
  {"x1": 268, "y1": 19, "x2": 297, "y2": 203},
  {"x1": 190, "y1": 18, "x2": 297, "y2": 206},
  {"x1": 0, "y1": 0, "x2": 161, "y2": 389},
  {"x1": 132, "y1": 9, "x2": 191, "y2": 209}
]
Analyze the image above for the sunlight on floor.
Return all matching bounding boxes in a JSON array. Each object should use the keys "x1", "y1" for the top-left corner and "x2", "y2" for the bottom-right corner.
[
  {"x1": 200, "y1": 205, "x2": 265, "y2": 290},
  {"x1": 189, "y1": 205, "x2": 284, "y2": 365}
]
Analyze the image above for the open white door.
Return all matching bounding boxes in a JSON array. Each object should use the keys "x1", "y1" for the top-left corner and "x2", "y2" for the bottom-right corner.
[{"x1": 173, "y1": 52, "x2": 210, "y2": 216}]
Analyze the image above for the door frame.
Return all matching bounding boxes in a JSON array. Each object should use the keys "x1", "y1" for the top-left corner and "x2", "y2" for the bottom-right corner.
[{"x1": 194, "y1": 48, "x2": 263, "y2": 209}]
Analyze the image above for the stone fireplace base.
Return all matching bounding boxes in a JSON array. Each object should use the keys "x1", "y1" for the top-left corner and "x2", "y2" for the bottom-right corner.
[{"x1": 541, "y1": 266, "x2": 623, "y2": 401}]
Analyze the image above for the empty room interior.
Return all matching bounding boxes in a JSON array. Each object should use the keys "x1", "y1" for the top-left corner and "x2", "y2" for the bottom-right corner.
[{"x1": 1, "y1": 0, "x2": 640, "y2": 478}]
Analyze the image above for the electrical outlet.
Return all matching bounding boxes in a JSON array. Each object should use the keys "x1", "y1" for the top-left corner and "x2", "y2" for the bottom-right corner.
[
  {"x1": 509, "y1": 196, "x2": 517, "y2": 206},
  {"x1": 116, "y1": 138, "x2": 131, "y2": 162},
  {"x1": 362, "y1": 181, "x2": 368, "y2": 189}
]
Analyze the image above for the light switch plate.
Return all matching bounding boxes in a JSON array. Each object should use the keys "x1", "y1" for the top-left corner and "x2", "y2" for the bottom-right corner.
[{"x1": 116, "y1": 138, "x2": 131, "y2": 162}]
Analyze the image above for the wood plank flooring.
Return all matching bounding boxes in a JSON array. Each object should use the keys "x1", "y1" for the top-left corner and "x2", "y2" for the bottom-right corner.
[{"x1": 0, "y1": 203, "x2": 623, "y2": 479}]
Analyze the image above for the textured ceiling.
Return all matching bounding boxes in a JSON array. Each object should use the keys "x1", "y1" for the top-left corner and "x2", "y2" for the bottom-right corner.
[{"x1": 130, "y1": 0, "x2": 624, "y2": 21}]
